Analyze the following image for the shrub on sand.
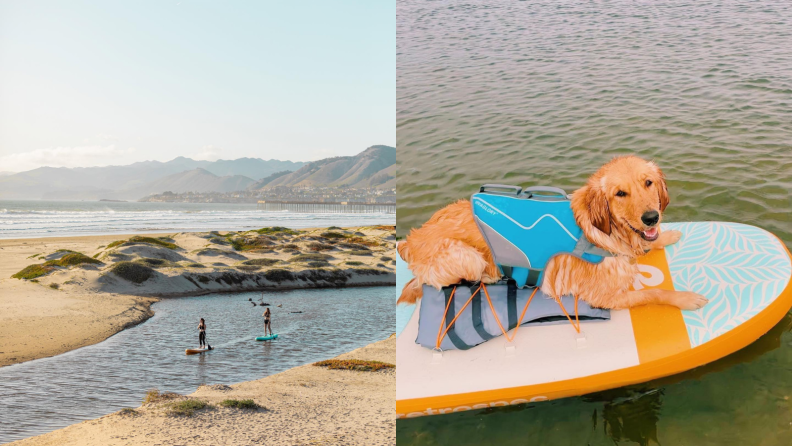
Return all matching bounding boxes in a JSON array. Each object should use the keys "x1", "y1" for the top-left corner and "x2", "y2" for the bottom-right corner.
[
  {"x1": 353, "y1": 268, "x2": 388, "y2": 275},
  {"x1": 253, "y1": 226, "x2": 299, "y2": 236},
  {"x1": 48, "y1": 252, "x2": 102, "y2": 267},
  {"x1": 108, "y1": 236, "x2": 179, "y2": 250},
  {"x1": 308, "y1": 242, "x2": 335, "y2": 251},
  {"x1": 238, "y1": 265, "x2": 261, "y2": 272},
  {"x1": 166, "y1": 400, "x2": 209, "y2": 417},
  {"x1": 111, "y1": 262, "x2": 155, "y2": 284},
  {"x1": 313, "y1": 359, "x2": 395, "y2": 372},
  {"x1": 265, "y1": 269, "x2": 295, "y2": 282},
  {"x1": 12, "y1": 264, "x2": 55, "y2": 280},
  {"x1": 143, "y1": 389, "x2": 180, "y2": 405},
  {"x1": 135, "y1": 258, "x2": 176, "y2": 268},
  {"x1": 289, "y1": 253, "x2": 333, "y2": 262},
  {"x1": 219, "y1": 399, "x2": 260, "y2": 410},
  {"x1": 242, "y1": 258, "x2": 280, "y2": 266}
]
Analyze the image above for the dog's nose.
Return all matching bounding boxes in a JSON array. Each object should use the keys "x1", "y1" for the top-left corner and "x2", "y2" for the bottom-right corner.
[{"x1": 641, "y1": 210, "x2": 660, "y2": 227}]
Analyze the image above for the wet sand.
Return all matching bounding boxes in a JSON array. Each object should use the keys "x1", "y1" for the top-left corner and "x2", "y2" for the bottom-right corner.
[{"x1": 9, "y1": 337, "x2": 396, "y2": 446}]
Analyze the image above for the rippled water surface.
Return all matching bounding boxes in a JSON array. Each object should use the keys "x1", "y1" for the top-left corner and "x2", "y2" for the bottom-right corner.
[
  {"x1": 0, "y1": 287, "x2": 393, "y2": 444},
  {"x1": 397, "y1": 1, "x2": 792, "y2": 444},
  {"x1": 0, "y1": 200, "x2": 394, "y2": 239},
  {"x1": 396, "y1": 0, "x2": 792, "y2": 252}
]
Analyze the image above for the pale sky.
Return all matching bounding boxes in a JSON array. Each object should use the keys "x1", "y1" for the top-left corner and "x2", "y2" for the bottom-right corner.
[{"x1": 0, "y1": 0, "x2": 395, "y2": 172}]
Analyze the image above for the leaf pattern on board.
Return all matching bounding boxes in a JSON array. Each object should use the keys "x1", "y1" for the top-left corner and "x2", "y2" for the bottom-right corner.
[{"x1": 663, "y1": 222, "x2": 792, "y2": 347}]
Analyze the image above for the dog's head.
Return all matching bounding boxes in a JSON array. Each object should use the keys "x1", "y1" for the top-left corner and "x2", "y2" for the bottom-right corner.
[{"x1": 572, "y1": 156, "x2": 669, "y2": 244}]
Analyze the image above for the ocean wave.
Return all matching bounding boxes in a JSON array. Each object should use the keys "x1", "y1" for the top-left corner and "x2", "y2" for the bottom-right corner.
[{"x1": 0, "y1": 208, "x2": 395, "y2": 239}]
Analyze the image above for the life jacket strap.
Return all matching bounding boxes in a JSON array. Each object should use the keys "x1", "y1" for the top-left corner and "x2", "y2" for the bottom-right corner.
[{"x1": 572, "y1": 235, "x2": 614, "y2": 259}]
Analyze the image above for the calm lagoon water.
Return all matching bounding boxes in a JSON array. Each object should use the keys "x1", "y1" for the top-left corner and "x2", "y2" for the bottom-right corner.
[
  {"x1": 397, "y1": 1, "x2": 792, "y2": 444},
  {"x1": 0, "y1": 287, "x2": 394, "y2": 444}
]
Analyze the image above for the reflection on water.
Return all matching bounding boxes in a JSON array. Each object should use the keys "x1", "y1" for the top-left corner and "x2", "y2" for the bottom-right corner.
[
  {"x1": 397, "y1": 313, "x2": 792, "y2": 445},
  {"x1": 397, "y1": 1, "x2": 792, "y2": 442},
  {"x1": 0, "y1": 287, "x2": 394, "y2": 444},
  {"x1": 596, "y1": 389, "x2": 662, "y2": 446}
]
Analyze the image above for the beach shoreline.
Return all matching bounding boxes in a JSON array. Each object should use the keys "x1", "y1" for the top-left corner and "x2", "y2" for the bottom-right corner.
[
  {"x1": 8, "y1": 336, "x2": 396, "y2": 446},
  {"x1": 0, "y1": 226, "x2": 396, "y2": 368}
]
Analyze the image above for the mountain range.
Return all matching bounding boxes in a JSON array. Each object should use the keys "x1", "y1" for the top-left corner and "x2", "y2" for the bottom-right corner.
[
  {"x1": 248, "y1": 145, "x2": 396, "y2": 190},
  {"x1": 0, "y1": 146, "x2": 394, "y2": 200}
]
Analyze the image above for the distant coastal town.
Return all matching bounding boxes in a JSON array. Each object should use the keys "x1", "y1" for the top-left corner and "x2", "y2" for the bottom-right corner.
[{"x1": 139, "y1": 185, "x2": 396, "y2": 205}]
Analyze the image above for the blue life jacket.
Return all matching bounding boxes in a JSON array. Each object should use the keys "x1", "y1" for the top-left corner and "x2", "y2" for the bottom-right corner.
[{"x1": 471, "y1": 184, "x2": 612, "y2": 288}]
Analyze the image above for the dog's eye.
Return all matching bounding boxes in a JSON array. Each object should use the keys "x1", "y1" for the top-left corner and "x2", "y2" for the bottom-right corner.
[
  {"x1": 646, "y1": 180, "x2": 653, "y2": 187},
  {"x1": 615, "y1": 190, "x2": 627, "y2": 197}
]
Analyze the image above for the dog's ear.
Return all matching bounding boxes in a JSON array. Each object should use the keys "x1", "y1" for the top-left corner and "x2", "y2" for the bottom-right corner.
[
  {"x1": 588, "y1": 186, "x2": 611, "y2": 235},
  {"x1": 573, "y1": 184, "x2": 611, "y2": 236},
  {"x1": 397, "y1": 240, "x2": 410, "y2": 262},
  {"x1": 648, "y1": 161, "x2": 670, "y2": 212},
  {"x1": 657, "y1": 171, "x2": 670, "y2": 212}
]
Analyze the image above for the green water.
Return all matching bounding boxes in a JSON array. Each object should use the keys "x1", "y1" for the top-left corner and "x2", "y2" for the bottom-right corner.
[{"x1": 396, "y1": 1, "x2": 792, "y2": 444}]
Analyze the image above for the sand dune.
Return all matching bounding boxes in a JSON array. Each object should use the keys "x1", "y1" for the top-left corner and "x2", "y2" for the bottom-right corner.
[{"x1": 0, "y1": 226, "x2": 395, "y2": 368}]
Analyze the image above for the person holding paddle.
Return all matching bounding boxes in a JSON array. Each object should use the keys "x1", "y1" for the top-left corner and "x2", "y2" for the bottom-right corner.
[{"x1": 198, "y1": 318, "x2": 207, "y2": 349}]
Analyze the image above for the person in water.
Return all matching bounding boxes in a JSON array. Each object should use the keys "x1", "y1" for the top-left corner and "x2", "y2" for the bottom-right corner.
[
  {"x1": 198, "y1": 318, "x2": 207, "y2": 349},
  {"x1": 263, "y1": 308, "x2": 272, "y2": 336}
]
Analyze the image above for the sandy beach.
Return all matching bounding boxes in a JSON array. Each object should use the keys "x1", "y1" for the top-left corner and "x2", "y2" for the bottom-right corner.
[
  {"x1": 0, "y1": 226, "x2": 395, "y2": 368},
  {"x1": 0, "y1": 234, "x2": 161, "y2": 368},
  {"x1": 8, "y1": 336, "x2": 396, "y2": 446}
]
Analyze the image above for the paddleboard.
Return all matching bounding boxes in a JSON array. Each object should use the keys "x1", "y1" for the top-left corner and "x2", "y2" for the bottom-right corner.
[
  {"x1": 396, "y1": 222, "x2": 792, "y2": 418},
  {"x1": 185, "y1": 346, "x2": 213, "y2": 355},
  {"x1": 256, "y1": 334, "x2": 279, "y2": 341}
]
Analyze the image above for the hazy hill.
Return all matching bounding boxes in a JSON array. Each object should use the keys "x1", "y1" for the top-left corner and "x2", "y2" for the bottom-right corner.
[
  {"x1": 0, "y1": 156, "x2": 302, "y2": 200},
  {"x1": 262, "y1": 145, "x2": 395, "y2": 189},
  {"x1": 204, "y1": 158, "x2": 304, "y2": 180},
  {"x1": 131, "y1": 169, "x2": 255, "y2": 198},
  {"x1": 0, "y1": 146, "x2": 391, "y2": 200},
  {"x1": 246, "y1": 170, "x2": 295, "y2": 190}
]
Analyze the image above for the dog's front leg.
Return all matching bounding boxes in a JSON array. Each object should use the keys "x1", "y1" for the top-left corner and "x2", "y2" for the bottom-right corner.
[
  {"x1": 648, "y1": 229, "x2": 682, "y2": 250},
  {"x1": 604, "y1": 288, "x2": 708, "y2": 310}
]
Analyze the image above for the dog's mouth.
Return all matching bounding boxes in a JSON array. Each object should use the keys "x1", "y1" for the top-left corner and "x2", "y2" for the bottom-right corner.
[
  {"x1": 625, "y1": 220, "x2": 660, "y2": 241},
  {"x1": 642, "y1": 227, "x2": 659, "y2": 241}
]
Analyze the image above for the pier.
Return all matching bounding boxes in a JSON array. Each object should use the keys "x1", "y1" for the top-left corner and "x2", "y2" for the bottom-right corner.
[{"x1": 257, "y1": 200, "x2": 395, "y2": 214}]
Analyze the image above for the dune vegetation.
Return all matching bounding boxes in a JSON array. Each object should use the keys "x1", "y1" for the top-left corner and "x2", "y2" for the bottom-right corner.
[
  {"x1": 11, "y1": 226, "x2": 394, "y2": 292},
  {"x1": 12, "y1": 251, "x2": 102, "y2": 280},
  {"x1": 110, "y1": 261, "x2": 155, "y2": 284},
  {"x1": 313, "y1": 359, "x2": 395, "y2": 372},
  {"x1": 219, "y1": 399, "x2": 260, "y2": 410},
  {"x1": 107, "y1": 236, "x2": 179, "y2": 250}
]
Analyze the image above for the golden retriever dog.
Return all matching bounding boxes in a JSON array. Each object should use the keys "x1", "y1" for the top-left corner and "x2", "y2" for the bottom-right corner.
[{"x1": 398, "y1": 155, "x2": 708, "y2": 311}]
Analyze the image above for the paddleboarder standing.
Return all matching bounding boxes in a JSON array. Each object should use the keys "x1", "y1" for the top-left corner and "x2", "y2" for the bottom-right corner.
[
  {"x1": 198, "y1": 318, "x2": 207, "y2": 349},
  {"x1": 263, "y1": 308, "x2": 272, "y2": 336}
]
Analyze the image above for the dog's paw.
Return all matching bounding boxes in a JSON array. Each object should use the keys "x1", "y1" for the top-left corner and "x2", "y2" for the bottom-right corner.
[
  {"x1": 671, "y1": 291, "x2": 709, "y2": 311},
  {"x1": 661, "y1": 230, "x2": 683, "y2": 246}
]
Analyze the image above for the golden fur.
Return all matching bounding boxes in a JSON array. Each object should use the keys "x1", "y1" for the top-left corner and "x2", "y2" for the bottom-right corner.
[{"x1": 398, "y1": 156, "x2": 708, "y2": 310}]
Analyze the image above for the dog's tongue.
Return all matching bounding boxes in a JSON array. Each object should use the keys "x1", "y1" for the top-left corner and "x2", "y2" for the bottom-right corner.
[{"x1": 644, "y1": 227, "x2": 658, "y2": 238}]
